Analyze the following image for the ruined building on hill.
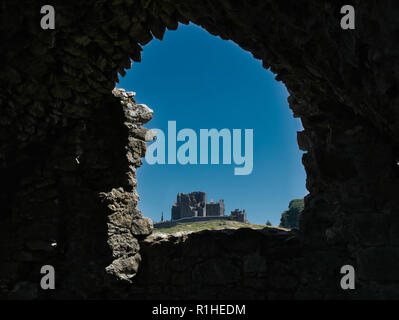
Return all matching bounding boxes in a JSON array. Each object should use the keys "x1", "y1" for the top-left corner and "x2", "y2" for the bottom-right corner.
[{"x1": 171, "y1": 191, "x2": 247, "y2": 223}]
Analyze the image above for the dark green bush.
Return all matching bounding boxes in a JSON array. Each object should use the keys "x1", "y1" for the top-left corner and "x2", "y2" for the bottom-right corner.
[{"x1": 279, "y1": 199, "x2": 304, "y2": 229}]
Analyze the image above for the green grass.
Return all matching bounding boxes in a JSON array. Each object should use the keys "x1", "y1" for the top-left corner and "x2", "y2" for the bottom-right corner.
[{"x1": 154, "y1": 219, "x2": 277, "y2": 234}]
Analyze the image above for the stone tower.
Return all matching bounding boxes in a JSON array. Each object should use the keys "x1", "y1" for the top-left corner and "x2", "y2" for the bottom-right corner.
[{"x1": 171, "y1": 192, "x2": 225, "y2": 220}]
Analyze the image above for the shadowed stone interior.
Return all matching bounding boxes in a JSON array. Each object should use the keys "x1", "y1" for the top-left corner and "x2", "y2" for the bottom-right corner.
[{"x1": 1, "y1": 0, "x2": 399, "y2": 299}]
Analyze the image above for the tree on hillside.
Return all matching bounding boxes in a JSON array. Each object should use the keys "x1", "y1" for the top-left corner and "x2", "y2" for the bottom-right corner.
[
  {"x1": 266, "y1": 220, "x2": 272, "y2": 226},
  {"x1": 279, "y1": 199, "x2": 304, "y2": 229}
]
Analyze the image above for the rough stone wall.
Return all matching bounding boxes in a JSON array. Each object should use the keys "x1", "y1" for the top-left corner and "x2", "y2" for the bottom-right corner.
[
  {"x1": 132, "y1": 226, "x2": 398, "y2": 299},
  {"x1": 101, "y1": 89, "x2": 154, "y2": 284},
  {"x1": 0, "y1": 86, "x2": 154, "y2": 298},
  {"x1": 1, "y1": 0, "x2": 399, "y2": 299},
  {"x1": 130, "y1": 228, "x2": 351, "y2": 300}
]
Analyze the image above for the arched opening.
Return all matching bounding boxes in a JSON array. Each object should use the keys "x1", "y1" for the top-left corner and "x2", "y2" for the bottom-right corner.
[{"x1": 117, "y1": 23, "x2": 307, "y2": 230}]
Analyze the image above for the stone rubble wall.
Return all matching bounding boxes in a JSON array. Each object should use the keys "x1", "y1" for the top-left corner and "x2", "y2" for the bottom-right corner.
[
  {"x1": 131, "y1": 228, "x2": 352, "y2": 300},
  {"x1": 101, "y1": 88, "x2": 154, "y2": 283}
]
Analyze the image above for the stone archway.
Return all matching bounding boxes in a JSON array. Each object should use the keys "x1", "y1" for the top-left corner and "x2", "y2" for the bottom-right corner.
[{"x1": 1, "y1": 0, "x2": 398, "y2": 299}]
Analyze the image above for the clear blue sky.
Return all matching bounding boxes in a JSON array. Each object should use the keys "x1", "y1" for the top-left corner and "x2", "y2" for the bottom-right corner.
[{"x1": 117, "y1": 23, "x2": 308, "y2": 226}]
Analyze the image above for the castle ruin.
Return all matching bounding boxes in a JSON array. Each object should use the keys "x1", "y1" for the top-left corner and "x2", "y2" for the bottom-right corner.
[
  {"x1": 230, "y1": 209, "x2": 248, "y2": 223},
  {"x1": 170, "y1": 192, "x2": 247, "y2": 224},
  {"x1": 171, "y1": 192, "x2": 225, "y2": 220}
]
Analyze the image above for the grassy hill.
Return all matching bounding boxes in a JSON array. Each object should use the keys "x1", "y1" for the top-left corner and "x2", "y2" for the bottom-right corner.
[{"x1": 153, "y1": 219, "x2": 281, "y2": 234}]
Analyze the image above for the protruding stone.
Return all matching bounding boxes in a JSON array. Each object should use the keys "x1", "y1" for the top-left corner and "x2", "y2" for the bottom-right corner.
[
  {"x1": 124, "y1": 103, "x2": 154, "y2": 124},
  {"x1": 131, "y1": 217, "x2": 153, "y2": 237},
  {"x1": 106, "y1": 254, "x2": 142, "y2": 281},
  {"x1": 145, "y1": 129, "x2": 157, "y2": 142},
  {"x1": 108, "y1": 233, "x2": 140, "y2": 258}
]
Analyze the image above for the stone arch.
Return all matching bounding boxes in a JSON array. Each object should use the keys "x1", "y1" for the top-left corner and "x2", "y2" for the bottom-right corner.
[{"x1": 1, "y1": 0, "x2": 399, "y2": 299}]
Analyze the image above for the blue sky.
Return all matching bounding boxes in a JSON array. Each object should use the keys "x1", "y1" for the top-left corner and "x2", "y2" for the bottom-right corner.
[{"x1": 117, "y1": 23, "x2": 308, "y2": 225}]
